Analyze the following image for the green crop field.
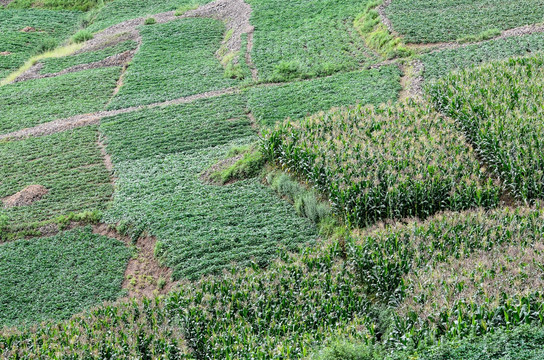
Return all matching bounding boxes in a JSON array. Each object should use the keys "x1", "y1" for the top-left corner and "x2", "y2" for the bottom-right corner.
[
  {"x1": 248, "y1": 65, "x2": 402, "y2": 126},
  {"x1": 0, "y1": 9, "x2": 81, "y2": 79},
  {"x1": 264, "y1": 101, "x2": 500, "y2": 226},
  {"x1": 107, "y1": 18, "x2": 238, "y2": 109},
  {"x1": 386, "y1": 0, "x2": 544, "y2": 43},
  {"x1": 248, "y1": 0, "x2": 378, "y2": 81},
  {"x1": 2, "y1": 0, "x2": 544, "y2": 358},
  {"x1": 421, "y1": 33, "x2": 544, "y2": 80},
  {"x1": 0, "y1": 67, "x2": 120, "y2": 134},
  {"x1": 429, "y1": 54, "x2": 544, "y2": 202},
  {"x1": 0, "y1": 227, "x2": 129, "y2": 328},
  {"x1": 0, "y1": 126, "x2": 112, "y2": 231}
]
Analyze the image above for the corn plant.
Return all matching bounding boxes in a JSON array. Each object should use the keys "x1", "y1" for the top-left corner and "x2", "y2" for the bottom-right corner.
[{"x1": 263, "y1": 101, "x2": 500, "y2": 227}]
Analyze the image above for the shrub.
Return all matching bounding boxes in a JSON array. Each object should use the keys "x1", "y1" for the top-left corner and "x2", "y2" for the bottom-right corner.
[
  {"x1": 71, "y1": 29, "x2": 94, "y2": 43},
  {"x1": 34, "y1": 37, "x2": 59, "y2": 54},
  {"x1": 144, "y1": 17, "x2": 156, "y2": 25}
]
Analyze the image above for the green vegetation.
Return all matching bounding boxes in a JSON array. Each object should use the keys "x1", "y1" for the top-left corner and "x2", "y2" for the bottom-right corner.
[
  {"x1": 429, "y1": 54, "x2": 544, "y2": 202},
  {"x1": 7, "y1": 0, "x2": 104, "y2": 11},
  {"x1": 103, "y1": 143, "x2": 317, "y2": 280},
  {"x1": 101, "y1": 94, "x2": 252, "y2": 161},
  {"x1": 457, "y1": 28, "x2": 501, "y2": 43},
  {"x1": 0, "y1": 227, "x2": 129, "y2": 328},
  {"x1": 39, "y1": 40, "x2": 138, "y2": 74},
  {"x1": 264, "y1": 101, "x2": 500, "y2": 227},
  {"x1": 421, "y1": 33, "x2": 544, "y2": 80},
  {"x1": 175, "y1": 3, "x2": 199, "y2": 16},
  {"x1": 71, "y1": 29, "x2": 94, "y2": 43},
  {"x1": 107, "y1": 18, "x2": 238, "y2": 109},
  {"x1": 0, "y1": 9, "x2": 81, "y2": 79},
  {"x1": 87, "y1": 0, "x2": 207, "y2": 32},
  {"x1": 248, "y1": 66, "x2": 401, "y2": 126},
  {"x1": 353, "y1": 0, "x2": 411, "y2": 59},
  {"x1": 208, "y1": 146, "x2": 266, "y2": 185},
  {"x1": 0, "y1": 67, "x2": 120, "y2": 134},
  {"x1": 248, "y1": 0, "x2": 377, "y2": 82},
  {"x1": 0, "y1": 127, "x2": 113, "y2": 233},
  {"x1": 144, "y1": 17, "x2": 156, "y2": 25},
  {"x1": 386, "y1": 0, "x2": 544, "y2": 43}
]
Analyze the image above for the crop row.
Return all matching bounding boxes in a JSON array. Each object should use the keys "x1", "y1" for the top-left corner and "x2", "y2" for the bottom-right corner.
[
  {"x1": 264, "y1": 101, "x2": 500, "y2": 227},
  {"x1": 429, "y1": 54, "x2": 544, "y2": 202},
  {"x1": 106, "y1": 18, "x2": 239, "y2": 109},
  {"x1": 0, "y1": 126, "x2": 113, "y2": 231},
  {"x1": 248, "y1": 65, "x2": 401, "y2": 126},
  {"x1": 386, "y1": 0, "x2": 544, "y2": 43},
  {"x1": 0, "y1": 9, "x2": 81, "y2": 80},
  {"x1": 0, "y1": 227, "x2": 129, "y2": 328},
  {"x1": 0, "y1": 66, "x2": 121, "y2": 134},
  {"x1": 40, "y1": 40, "x2": 138, "y2": 74},
  {"x1": 422, "y1": 33, "x2": 544, "y2": 80},
  {"x1": 6, "y1": 207, "x2": 544, "y2": 357}
]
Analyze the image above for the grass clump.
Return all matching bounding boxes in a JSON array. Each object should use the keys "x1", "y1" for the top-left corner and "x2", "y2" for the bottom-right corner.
[
  {"x1": 144, "y1": 17, "x2": 156, "y2": 25},
  {"x1": 354, "y1": 0, "x2": 411, "y2": 59},
  {"x1": 264, "y1": 100, "x2": 500, "y2": 227},
  {"x1": 208, "y1": 145, "x2": 265, "y2": 184},
  {"x1": 175, "y1": 3, "x2": 199, "y2": 16},
  {"x1": 71, "y1": 29, "x2": 94, "y2": 43},
  {"x1": 429, "y1": 54, "x2": 544, "y2": 202},
  {"x1": 457, "y1": 28, "x2": 501, "y2": 43}
]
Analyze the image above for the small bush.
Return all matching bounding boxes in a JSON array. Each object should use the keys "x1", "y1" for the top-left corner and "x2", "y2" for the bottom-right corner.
[
  {"x1": 34, "y1": 38, "x2": 58, "y2": 54},
  {"x1": 210, "y1": 148, "x2": 265, "y2": 184},
  {"x1": 71, "y1": 29, "x2": 94, "y2": 44},
  {"x1": 144, "y1": 17, "x2": 156, "y2": 25}
]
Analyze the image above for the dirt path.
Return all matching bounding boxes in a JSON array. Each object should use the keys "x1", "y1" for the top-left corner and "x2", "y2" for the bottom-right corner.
[
  {"x1": 399, "y1": 59, "x2": 424, "y2": 101},
  {"x1": 0, "y1": 0, "x2": 14, "y2": 6},
  {"x1": 0, "y1": 87, "x2": 238, "y2": 141},
  {"x1": 377, "y1": 0, "x2": 397, "y2": 35}
]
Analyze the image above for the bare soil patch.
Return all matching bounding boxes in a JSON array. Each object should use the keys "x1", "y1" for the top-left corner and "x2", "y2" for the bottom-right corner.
[
  {"x1": 0, "y1": 52, "x2": 11, "y2": 56},
  {"x1": 377, "y1": 0, "x2": 397, "y2": 35},
  {"x1": 92, "y1": 224, "x2": 176, "y2": 299},
  {"x1": 20, "y1": 26, "x2": 37, "y2": 33},
  {"x1": 2, "y1": 185, "x2": 48, "y2": 208}
]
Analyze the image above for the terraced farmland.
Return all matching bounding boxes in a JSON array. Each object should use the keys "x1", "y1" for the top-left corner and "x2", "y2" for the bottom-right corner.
[{"x1": 2, "y1": 0, "x2": 544, "y2": 358}]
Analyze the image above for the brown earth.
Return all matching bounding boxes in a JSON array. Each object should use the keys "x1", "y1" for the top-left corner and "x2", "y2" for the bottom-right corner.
[
  {"x1": 2, "y1": 185, "x2": 48, "y2": 207},
  {"x1": 0, "y1": 52, "x2": 11, "y2": 56}
]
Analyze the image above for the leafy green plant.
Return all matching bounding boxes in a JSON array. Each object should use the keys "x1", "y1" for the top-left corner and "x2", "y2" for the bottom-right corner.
[
  {"x1": 144, "y1": 17, "x2": 156, "y2": 25},
  {"x1": 34, "y1": 37, "x2": 59, "y2": 54},
  {"x1": 209, "y1": 147, "x2": 265, "y2": 184},
  {"x1": 175, "y1": 3, "x2": 199, "y2": 16},
  {"x1": 71, "y1": 29, "x2": 94, "y2": 43}
]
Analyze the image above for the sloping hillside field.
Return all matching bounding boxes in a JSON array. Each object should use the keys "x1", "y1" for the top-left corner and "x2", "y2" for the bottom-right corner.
[{"x1": 1, "y1": 0, "x2": 544, "y2": 358}]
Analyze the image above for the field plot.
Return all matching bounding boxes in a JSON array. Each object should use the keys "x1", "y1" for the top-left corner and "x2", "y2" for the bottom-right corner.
[
  {"x1": 39, "y1": 40, "x2": 139, "y2": 74},
  {"x1": 248, "y1": 0, "x2": 377, "y2": 82},
  {"x1": 248, "y1": 66, "x2": 401, "y2": 127},
  {"x1": 0, "y1": 127, "x2": 113, "y2": 228},
  {"x1": 386, "y1": 0, "x2": 544, "y2": 43},
  {"x1": 103, "y1": 143, "x2": 317, "y2": 280},
  {"x1": 0, "y1": 9, "x2": 81, "y2": 80},
  {"x1": 6, "y1": 0, "x2": 101, "y2": 11},
  {"x1": 87, "y1": 0, "x2": 209, "y2": 32},
  {"x1": 107, "y1": 18, "x2": 238, "y2": 109},
  {"x1": 351, "y1": 207, "x2": 544, "y2": 344},
  {"x1": 101, "y1": 94, "x2": 252, "y2": 162},
  {"x1": 429, "y1": 54, "x2": 544, "y2": 202},
  {"x1": 0, "y1": 227, "x2": 129, "y2": 328},
  {"x1": 264, "y1": 102, "x2": 500, "y2": 227},
  {"x1": 0, "y1": 67, "x2": 120, "y2": 134},
  {"x1": 422, "y1": 33, "x2": 544, "y2": 80}
]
